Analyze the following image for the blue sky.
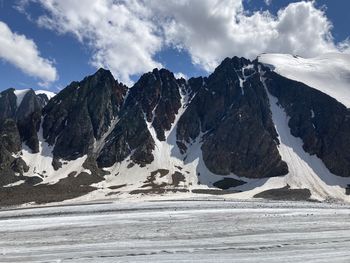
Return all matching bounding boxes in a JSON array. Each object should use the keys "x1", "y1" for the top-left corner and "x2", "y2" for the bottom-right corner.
[{"x1": 0, "y1": 0, "x2": 349, "y2": 92}]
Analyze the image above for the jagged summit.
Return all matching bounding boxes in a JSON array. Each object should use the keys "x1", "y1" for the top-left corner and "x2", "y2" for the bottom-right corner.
[{"x1": 1, "y1": 53, "x2": 350, "y2": 206}]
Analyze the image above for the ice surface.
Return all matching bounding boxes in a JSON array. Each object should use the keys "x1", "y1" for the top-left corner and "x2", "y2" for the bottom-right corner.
[
  {"x1": 1, "y1": 199, "x2": 350, "y2": 262},
  {"x1": 258, "y1": 53, "x2": 350, "y2": 108}
]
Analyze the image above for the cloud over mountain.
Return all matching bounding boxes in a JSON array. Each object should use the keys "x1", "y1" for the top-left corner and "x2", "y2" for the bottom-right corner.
[{"x1": 19, "y1": 0, "x2": 349, "y2": 84}]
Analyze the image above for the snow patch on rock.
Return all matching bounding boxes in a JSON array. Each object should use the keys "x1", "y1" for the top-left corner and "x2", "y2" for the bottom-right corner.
[
  {"x1": 13, "y1": 89, "x2": 30, "y2": 107},
  {"x1": 34, "y1": 90, "x2": 56, "y2": 100},
  {"x1": 20, "y1": 120, "x2": 91, "y2": 184}
]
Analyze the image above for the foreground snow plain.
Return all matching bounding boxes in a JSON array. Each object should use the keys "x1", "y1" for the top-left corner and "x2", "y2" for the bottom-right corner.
[{"x1": 1, "y1": 199, "x2": 350, "y2": 263}]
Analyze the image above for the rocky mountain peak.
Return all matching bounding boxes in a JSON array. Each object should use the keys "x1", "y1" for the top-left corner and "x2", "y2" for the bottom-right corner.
[
  {"x1": 42, "y1": 68, "x2": 127, "y2": 161},
  {"x1": 0, "y1": 88, "x2": 17, "y2": 121},
  {"x1": 124, "y1": 67, "x2": 183, "y2": 140},
  {"x1": 96, "y1": 67, "x2": 184, "y2": 168}
]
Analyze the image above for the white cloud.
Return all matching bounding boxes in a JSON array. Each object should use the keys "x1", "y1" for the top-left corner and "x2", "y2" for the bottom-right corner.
[
  {"x1": 19, "y1": 0, "x2": 349, "y2": 82},
  {"x1": 28, "y1": 0, "x2": 162, "y2": 86},
  {"x1": 0, "y1": 21, "x2": 57, "y2": 86},
  {"x1": 265, "y1": 0, "x2": 272, "y2": 6},
  {"x1": 151, "y1": 0, "x2": 342, "y2": 72}
]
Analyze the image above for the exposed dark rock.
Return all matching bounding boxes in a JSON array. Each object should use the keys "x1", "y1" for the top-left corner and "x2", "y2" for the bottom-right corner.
[
  {"x1": 97, "y1": 68, "x2": 187, "y2": 167},
  {"x1": 0, "y1": 118, "x2": 21, "y2": 153},
  {"x1": 42, "y1": 68, "x2": 127, "y2": 160},
  {"x1": 127, "y1": 162, "x2": 135, "y2": 168},
  {"x1": 141, "y1": 170, "x2": 167, "y2": 189},
  {"x1": 0, "y1": 88, "x2": 46, "y2": 187},
  {"x1": 0, "y1": 89, "x2": 17, "y2": 121},
  {"x1": 16, "y1": 89, "x2": 42, "y2": 153},
  {"x1": 108, "y1": 184, "x2": 127, "y2": 190},
  {"x1": 105, "y1": 191, "x2": 120, "y2": 196},
  {"x1": 171, "y1": 171, "x2": 185, "y2": 187},
  {"x1": 129, "y1": 69, "x2": 182, "y2": 141},
  {"x1": 24, "y1": 176, "x2": 43, "y2": 186},
  {"x1": 346, "y1": 185, "x2": 350, "y2": 195},
  {"x1": 0, "y1": 118, "x2": 27, "y2": 186},
  {"x1": 0, "y1": 88, "x2": 43, "y2": 153},
  {"x1": 52, "y1": 158, "x2": 62, "y2": 171},
  {"x1": 97, "y1": 105, "x2": 154, "y2": 167},
  {"x1": 82, "y1": 156, "x2": 109, "y2": 177},
  {"x1": 36, "y1": 93, "x2": 51, "y2": 107},
  {"x1": 177, "y1": 57, "x2": 288, "y2": 178},
  {"x1": 0, "y1": 182, "x2": 97, "y2": 206},
  {"x1": 10, "y1": 157, "x2": 29, "y2": 174},
  {"x1": 264, "y1": 69, "x2": 350, "y2": 177},
  {"x1": 57, "y1": 171, "x2": 103, "y2": 187},
  {"x1": 254, "y1": 185, "x2": 311, "y2": 201},
  {"x1": 191, "y1": 189, "x2": 240, "y2": 195},
  {"x1": 213, "y1": 178, "x2": 246, "y2": 190}
]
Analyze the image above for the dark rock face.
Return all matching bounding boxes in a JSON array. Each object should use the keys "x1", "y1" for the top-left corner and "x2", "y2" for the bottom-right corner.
[
  {"x1": 0, "y1": 89, "x2": 17, "y2": 121},
  {"x1": 128, "y1": 68, "x2": 182, "y2": 141},
  {"x1": 97, "y1": 104, "x2": 155, "y2": 167},
  {"x1": 177, "y1": 57, "x2": 288, "y2": 178},
  {"x1": 264, "y1": 69, "x2": 350, "y2": 177},
  {"x1": 254, "y1": 185, "x2": 312, "y2": 201},
  {"x1": 0, "y1": 88, "x2": 43, "y2": 185},
  {"x1": 213, "y1": 178, "x2": 246, "y2": 190},
  {"x1": 0, "y1": 119, "x2": 24, "y2": 186},
  {"x1": 0, "y1": 118, "x2": 21, "y2": 153},
  {"x1": 36, "y1": 93, "x2": 51, "y2": 108},
  {"x1": 0, "y1": 88, "x2": 43, "y2": 153},
  {"x1": 97, "y1": 68, "x2": 186, "y2": 167},
  {"x1": 16, "y1": 90, "x2": 42, "y2": 153},
  {"x1": 42, "y1": 68, "x2": 127, "y2": 160}
]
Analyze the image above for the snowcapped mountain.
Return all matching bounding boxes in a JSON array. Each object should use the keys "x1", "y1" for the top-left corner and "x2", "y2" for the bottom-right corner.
[
  {"x1": 258, "y1": 53, "x2": 350, "y2": 108},
  {"x1": 1, "y1": 53, "x2": 350, "y2": 206}
]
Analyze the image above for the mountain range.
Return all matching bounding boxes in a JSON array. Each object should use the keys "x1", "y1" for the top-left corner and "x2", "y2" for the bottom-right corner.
[{"x1": 1, "y1": 53, "x2": 350, "y2": 206}]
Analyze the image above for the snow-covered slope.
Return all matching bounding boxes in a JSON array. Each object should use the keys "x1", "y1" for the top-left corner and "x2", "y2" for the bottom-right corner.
[
  {"x1": 89, "y1": 84, "x2": 229, "y2": 199},
  {"x1": 258, "y1": 53, "x2": 350, "y2": 108},
  {"x1": 35, "y1": 90, "x2": 56, "y2": 100},
  {"x1": 11, "y1": 89, "x2": 56, "y2": 107},
  {"x1": 13, "y1": 89, "x2": 30, "y2": 107},
  {"x1": 19, "y1": 121, "x2": 91, "y2": 185}
]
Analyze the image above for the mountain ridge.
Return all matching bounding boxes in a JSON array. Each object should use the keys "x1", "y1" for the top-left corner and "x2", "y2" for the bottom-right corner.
[{"x1": 1, "y1": 53, "x2": 350, "y2": 206}]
